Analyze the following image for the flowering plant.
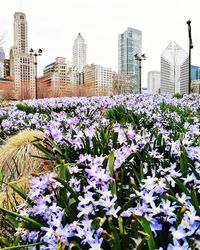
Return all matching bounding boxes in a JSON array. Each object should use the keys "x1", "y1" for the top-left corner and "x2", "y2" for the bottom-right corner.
[{"x1": 1, "y1": 94, "x2": 200, "y2": 249}]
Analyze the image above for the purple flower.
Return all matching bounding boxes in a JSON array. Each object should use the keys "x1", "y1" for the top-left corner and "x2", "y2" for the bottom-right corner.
[
  {"x1": 170, "y1": 225, "x2": 187, "y2": 240},
  {"x1": 77, "y1": 204, "x2": 95, "y2": 218},
  {"x1": 167, "y1": 238, "x2": 189, "y2": 250}
]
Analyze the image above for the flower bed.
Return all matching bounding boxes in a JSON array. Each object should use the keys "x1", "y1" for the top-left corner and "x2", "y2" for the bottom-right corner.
[{"x1": 1, "y1": 94, "x2": 200, "y2": 249}]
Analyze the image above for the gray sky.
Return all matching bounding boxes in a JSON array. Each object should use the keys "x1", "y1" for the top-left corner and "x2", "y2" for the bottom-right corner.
[{"x1": 0, "y1": 0, "x2": 199, "y2": 86}]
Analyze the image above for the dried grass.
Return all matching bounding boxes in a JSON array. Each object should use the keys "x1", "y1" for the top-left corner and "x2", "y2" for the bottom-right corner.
[
  {"x1": 0, "y1": 129, "x2": 53, "y2": 243},
  {"x1": 0, "y1": 130, "x2": 53, "y2": 209},
  {"x1": 0, "y1": 130, "x2": 44, "y2": 185}
]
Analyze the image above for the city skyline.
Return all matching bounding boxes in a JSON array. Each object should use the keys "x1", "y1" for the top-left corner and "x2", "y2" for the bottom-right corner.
[{"x1": 1, "y1": 0, "x2": 200, "y2": 86}]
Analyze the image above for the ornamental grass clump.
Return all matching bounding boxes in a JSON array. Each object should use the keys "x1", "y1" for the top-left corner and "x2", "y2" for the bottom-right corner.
[
  {"x1": 0, "y1": 130, "x2": 44, "y2": 185},
  {"x1": 1, "y1": 94, "x2": 200, "y2": 249}
]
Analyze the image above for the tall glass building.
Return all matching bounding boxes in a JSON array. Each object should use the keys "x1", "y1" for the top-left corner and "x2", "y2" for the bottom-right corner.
[
  {"x1": 191, "y1": 65, "x2": 200, "y2": 80},
  {"x1": 160, "y1": 41, "x2": 189, "y2": 94},
  {"x1": 118, "y1": 27, "x2": 142, "y2": 94}
]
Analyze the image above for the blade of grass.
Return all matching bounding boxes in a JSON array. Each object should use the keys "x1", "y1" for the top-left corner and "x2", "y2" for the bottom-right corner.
[{"x1": 0, "y1": 207, "x2": 43, "y2": 229}]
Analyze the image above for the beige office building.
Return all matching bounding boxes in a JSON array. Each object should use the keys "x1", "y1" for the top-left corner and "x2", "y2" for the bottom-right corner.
[
  {"x1": 84, "y1": 64, "x2": 112, "y2": 95},
  {"x1": 10, "y1": 12, "x2": 35, "y2": 99},
  {"x1": 43, "y1": 57, "x2": 71, "y2": 96}
]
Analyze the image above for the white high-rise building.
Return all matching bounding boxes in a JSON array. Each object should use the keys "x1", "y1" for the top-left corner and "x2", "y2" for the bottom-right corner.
[
  {"x1": 0, "y1": 47, "x2": 5, "y2": 63},
  {"x1": 147, "y1": 71, "x2": 160, "y2": 94},
  {"x1": 0, "y1": 47, "x2": 5, "y2": 78},
  {"x1": 13, "y1": 12, "x2": 28, "y2": 53},
  {"x1": 160, "y1": 41, "x2": 189, "y2": 94},
  {"x1": 10, "y1": 12, "x2": 35, "y2": 99},
  {"x1": 118, "y1": 27, "x2": 142, "y2": 94},
  {"x1": 73, "y1": 33, "x2": 87, "y2": 73}
]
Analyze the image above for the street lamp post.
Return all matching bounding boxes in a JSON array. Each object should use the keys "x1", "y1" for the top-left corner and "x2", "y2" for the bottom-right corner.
[
  {"x1": 29, "y1": 48, "x2": 42, "y2": 99},
  {"x1": 134, "y1": 53, "x2": 146, "y2": 94},
  {"x1": 186, "y1": 20, "x2": 193, "y2": 94}
]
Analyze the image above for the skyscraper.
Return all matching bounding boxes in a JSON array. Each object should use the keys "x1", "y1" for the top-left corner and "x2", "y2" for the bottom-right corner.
[
  {"x1": 191, "y1": 65, "x2": 200, "y2": 80},
  {"x1": 118, "y1": 27, "x2": 142, "y2": 94},
  {"x1": 0, "y1": 47, "x2": 5, "y2": 78},
  {"x1": 43, "y1": 57, "x2": 70, "y2": 97},
  {"x1": 13, "y1": 12, "x2": 28, "y2": 53},
  {"x1": 160, "y1": 41, "x2": 189, "y2": 94},
  {"x1": 0, "y1": 47, "x2": 5, "y2": 63},
  {"x1": 10, "y1": 12, "x2": 35, "y2": 99},
  {"x1": 73, "y1": 33, "x2": 87, "y2": 73},
  {"x1": 147, "y1": 71, "x2": 160, "y2": 94},
  {"x1": 83, "y1": 64, "x2": 113, "y2": 96}
]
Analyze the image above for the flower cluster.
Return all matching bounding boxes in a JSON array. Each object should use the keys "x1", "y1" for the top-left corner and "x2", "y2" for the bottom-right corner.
[{"x1": 2, "y1": 93, "x2": 200, "y2": 249}]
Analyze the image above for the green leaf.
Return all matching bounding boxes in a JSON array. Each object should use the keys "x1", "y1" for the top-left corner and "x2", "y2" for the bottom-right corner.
[
  {"x1": 112, "y1": 132, "x2": 118, "y2": 148},
  {"x1": 54, "y1": 177, "x2": 78, "y2": 200},
  {"x1": 140, "y1": 162, "x2": 144, "y2": 180},
  {"x1": 132, "y1": 167, "x2": 141, "y2": 184},
  {"x1": 164, "y1": 193, "x2": 183, "y2": 207},
  {"x1": 0, "y1": 170, "x2": 3, "y2": 188},
  {"x1": 118, "y1": 216, "x2": 124, "y2": 235},
  {"x1": 188, "y1": 163, "x2": 200, "y2": 180},
  {"x1": 110, "y1": 180, "x2": 117, "y2": 196},
  {"x1": 119, "y1": 168, "x2": 124, "y2": 205},
  {"x1": 58, "y1": 160, "x2": 67, "y2": 180},
  {"x1": 2, "y1": 242, "x2": 44, "y2": 249},
  {"x1": 119, "y1": 195, "x2": 140, "y2": 215},
  {"x1": 134, "y1": 215, "x2": 156, "y2": 250},
  {"x1": 190, "y1": 187, "x2": 200, "y2": 216},
  {"x1": 47, "y1": 137, "x2": 64, "y2": 155},
  {"x1": 9, "y1": 184, "x2": 33, "y2": 205},
  {"x1": 5, "y1": 215, "x2": 19, "y2": 228},
  {"x1": 135, "y1": 151, "x2": 143, "y2": 161},
  {"x1": 63, "y1": 203, "x2": 77, "y2": 221},
  {"x1": 69, "y1": 198, "x2": 76, "y2": 207},
  {"x1": 107, "y1": 151, "x2": 115, "y2": 177},
  {"x1": 172, "y1": 177, "x2": 190, "y2": 196},
  {"x1": 108, "y1": 217, "x2": 120, "y2": 250},
  {"x1": 175, "y1": 206, "x2": 187, "y2": 228},
  {"x1": 0, "y1": 237, "x2": 10, "y2": 247},
  {"x1": 125, "y1": 152, "x2": 135, "y2": 162},
  {"x1": 180, "y1": 151, "x2": 188, "y2": 177},
  {"x1": 107, "y1": 151, "x2": 117, "y2": 195},
  {"x1": 0, "y1": 207, "x2": 43, "y2": 229},
  {"x1": 61, "y1": 163, "x2": 72, "y2": 180},
  {"x1": 68, "y1": 241, "x2": 81, "y2": 250},
  {"x1": 92, "y1": 136, "x2": 99, "y2": 155},
  {"x1": 12, "y1": 234, "x2": 21, "y2": 247},
  {"x1": 91, "y1": 217, "x2": 106, "y2": 230},
  {"x1": 156, "y1": 133, "x2": 163, "y2": 147},
  {"x1": 33, "y1": 143, "x2": 56, "y2": 160}
]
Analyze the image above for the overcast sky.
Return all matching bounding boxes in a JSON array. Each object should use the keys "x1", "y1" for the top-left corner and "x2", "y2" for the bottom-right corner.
[{"x1": 0, "y1": 0, "x2": 199, "y2": 86}]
